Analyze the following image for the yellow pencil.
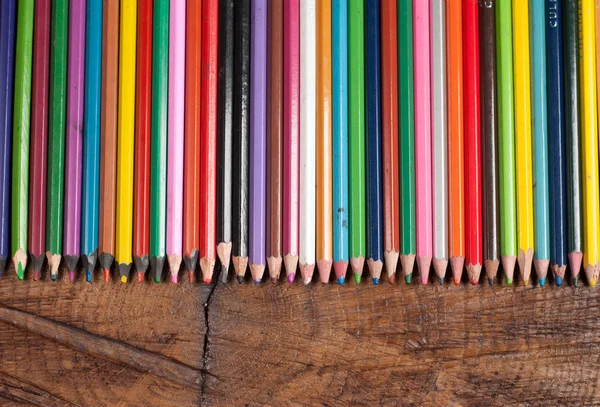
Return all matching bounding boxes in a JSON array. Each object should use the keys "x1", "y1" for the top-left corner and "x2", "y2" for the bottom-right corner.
[
  {"x1": 580, "y1": 0, "x2": 600, "y2": 286},
  {"x1": 116, "y1": 0, "x2": 137, "y2": 283},
  {"x1": 512, "y1": 1, "x2": 534, "y2": 285}
]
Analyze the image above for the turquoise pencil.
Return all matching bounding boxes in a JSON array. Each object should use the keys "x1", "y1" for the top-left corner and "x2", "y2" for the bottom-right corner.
[
  {"x1": 531, "y1": 0, "x2": 550, "y2": 285},
  {"x1": 82, "y1": 0, "x2": 102, "y2": 282},
  {"x1": 332, "y1": 0, "x2": 349, "y2": 284}
]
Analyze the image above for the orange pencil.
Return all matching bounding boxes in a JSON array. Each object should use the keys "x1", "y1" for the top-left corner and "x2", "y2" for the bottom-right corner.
[{"x1": 447, "y1": 0, "x2": 465, "y2": 284}]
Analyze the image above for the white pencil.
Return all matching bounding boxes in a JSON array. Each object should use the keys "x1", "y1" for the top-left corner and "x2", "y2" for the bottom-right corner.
[
  {"x1": 431, "y1": 0, "x2": 448, "y2": 284},
  {"x1": 299, "y1": 0, "x2": 317, "y2": 284}
]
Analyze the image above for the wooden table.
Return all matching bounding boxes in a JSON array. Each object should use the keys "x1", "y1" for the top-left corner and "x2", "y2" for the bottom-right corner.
[{"x1": 0, "y1": 268, "x2": 598, "y2": 406}]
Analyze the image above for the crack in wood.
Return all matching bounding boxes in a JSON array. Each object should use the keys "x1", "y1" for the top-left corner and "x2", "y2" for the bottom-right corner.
[{"x1": 200, "y1": 266, "x2": 222, "y2": 405}]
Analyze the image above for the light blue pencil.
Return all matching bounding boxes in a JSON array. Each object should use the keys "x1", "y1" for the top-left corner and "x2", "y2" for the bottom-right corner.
[
  {"x1": 531, "y1": 0, "x2": 550, "y2": 285},
  {"x1": 332, "y1": 0, "x2": 349, "y2": 284},
  {"x1": 81, "y1": 0, "x2": 102, "y2": 282}
]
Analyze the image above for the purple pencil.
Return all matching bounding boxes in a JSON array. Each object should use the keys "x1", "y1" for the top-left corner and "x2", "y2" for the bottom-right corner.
[
  {"x1": 249, "y1": 0, "x2": 267, "y2": 283},
  {"x1": 64, "y1": 0, "x2": 86, "y2": 282}
]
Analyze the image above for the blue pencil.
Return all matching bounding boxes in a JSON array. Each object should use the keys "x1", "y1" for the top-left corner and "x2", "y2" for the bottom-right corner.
[
  {"x1": 332, "y1": 0, "x2": 349, "y2": 284},
  {"x1": 546, "y1": 0, "x2": 567, "y2": 286},
  {"x1": 531, "y1": 0, "x2": 550, "y2": 286},
  {"x1": 0, "y1": 0, "x2": 16, "y2": 279},
  {"x1": 81, "y1": 0, "x2": 102, "y2": 282},
  {"x1": 365, "y1": 0, "x2": 383, "y2": 284}
]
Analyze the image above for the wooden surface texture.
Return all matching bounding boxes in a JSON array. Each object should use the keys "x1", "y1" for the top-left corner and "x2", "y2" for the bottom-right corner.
[{"x1": 0, "y1": 267, "x2": 599, "y2": 406}]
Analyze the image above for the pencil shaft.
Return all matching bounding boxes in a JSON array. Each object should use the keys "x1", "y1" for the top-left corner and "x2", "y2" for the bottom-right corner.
[
  {"x1": 0, "y1": 0, "x2": 16, "y2": 266},
  {"x1": 64, "y1": 0, "x2": 86, "y2": 261},
  {"x1": 332, "y1": 0, "x2": 349, "y2": 263},
  {"x1": 348, "y1": 0, "x2": 366, "y2": 260},
  {"x1": 232, "y1": 0, "x2": 250, "y2": 259},
  {"x1": 29, "y1": 0, "x2": 51, "y2": 261},
  {"x1": 82, "y1": 0, "x2": 102, "y2": 259},
  {"x1": 398, "y1": 0, "x2": 416, "y2": 257},
  {"x1": 463, "y1": 0, "x2": 482, "y2": 268},
  {"x1": 150, "y1": 0, "x2": 169, "y2": 261},
  {"x1": 11, "y1": 0, "x2": 34, "y2": 259},
  {"x1": 268, "y1": 0, "x2": 283, "y2": 260},
  {"x1": 547, "y1": 0, "x2": 567, "y2": 267},
  {"x1": 166, "y1": 0, "x2": 185, "y2": 259},
  {"x1": 496, "y1": 0, "x2": 517, "y2": 258},
  {"x1": 115, "y1": 0, "x2": 137, "y2": 267},
  {"x1": 431, "y1": 0, "x2": 447, "y2": 261}
]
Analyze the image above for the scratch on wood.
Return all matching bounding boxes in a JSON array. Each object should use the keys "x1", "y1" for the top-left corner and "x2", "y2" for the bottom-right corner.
[{"x1": 0, "y1": 372, "x2": 75, "y2": 407}]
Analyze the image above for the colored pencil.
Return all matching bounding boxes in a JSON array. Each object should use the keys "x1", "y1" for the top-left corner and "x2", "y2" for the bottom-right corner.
[
  {"x1": 512, "y1": 0, "x2": 534, "y2": 285},
  {"x1": 29, "y1": 0, "x2": 51, "y2": 280},
  {"x1": 11, "y1": 0, "x2": 34, "y2": 279},
  {"x1": 232, "y1": 0, "x2": 250, "y2": 282},
  {"x1": 365, "y1": 0, "x2": 383, "y2": 284},
  {"x1": 546, "y1": 0, "x2": 567, "y2": 286},
  {"x1": 479, "y1": 0, "x2": 500, "y2": 285},
  {"x1": 332, "y1": 0, "x2": 349, "y2": 284},
  {"x1": 216, "y1": 0, "x2": 234, "y2": 283},
  {"x1": 414, "y1": 0, "x2": 432, "y2": 285},
  {"x1": 299, "y1": 0, "x2": 316, "y2": 285},
  {"x1": 82, "y1": 0, "x2": 102, "y2": 282},
  {"x1": 267, "y1": 0, "x2": 284, "y2": 283},
  {"x1": 133, "y1": 0, "x2": 152, "y2": 282},
  {"x1": 431, "y1": 0, "x2": 448, "y2": 283},
  {"x1": 348, "y1": 0, "x2": 366, "y2": 284},
  {"x1": 380, "y1": 0, "x2": 399, "y2": 284},
  {"x1": 167, "y1": 0, "x2": 185, "y2": 283},
  {"x1": 562, "y1": 0, "x2": 582, "y2": 284},
  {"x1": 99, "y1": 0, "x2": 119, "y2": 281},
  {"x1": 496, "y1": 0, "x2": 517, "y2": 285},
  {"x1": 447, "y1": 0, "x2": 465, "y2": 285},
  {"x1": 150, "y1": 0, "x2": 169, "y2": 283},
  {"x1": 531, "y1": 0, "x2": 550, "y2": 286},
  {"x1": 64, "y1": 0, "x2": 86, "y2": 282},
  {"x1": 463, "y1": 0, "x2": 482, "y2": 285},
  {"x1": 283, "y1": 0, "x2": 300, "y2": 284},
  {"x1": 316, "y1": 0, "x2": 333, "y2": 283},
  {"x1": 398, "y1": 0, "x2": 416, "y2": 284},
  {"x1": 580, "y1": 0, "x2": 600, "y2": 286},
  {"x1": 115, "y1": 0, "x2": 137, "y2": 282},
  {"x1": 200, "y1": 0, "x2": 219, "y2": 284},
  {"x1": 0, "y1": 0, "x2": 16, "y2": 279}
]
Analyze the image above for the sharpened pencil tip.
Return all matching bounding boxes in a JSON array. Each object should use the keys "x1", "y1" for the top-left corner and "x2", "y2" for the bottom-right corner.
[
  {"x1": 121, "y1": 275, "x2": 127, "y2": 283},
  {"x1": 271, "y1": 277, "x2": 277, "y2": 284},
  {"x1": 254, "y1": 279, "x2": 261, "y2": 284},
  {"x1": 69, "y1": 271, "x2": 75, "y2": 282},
  {"x1": 154, "y1": 274, "x2": 161, "y2": 283},
  {"x1": 523, "y1": 280, "x2": 529, "y2": 286},
  {"x1": 438, "y1": 277, "x2": 443, "y2": 285},
  {"x1": 539, "y1": 277, "x2": 546, "y2": 287},
  {"x1": 16, "y1": 262, "x2": 24, "y2": 280},
  {"x1": 103, "y1": 269, "x2": 110, "y2": 282},
  {"x1": 573, "y1": 275, "x2": 579, "y2": 286},
  {"x1": 555, "y1": 275, "x2": 563, "y2": 286},
  {"x1": 33, "y1": 270, "x2": 41, "y2": 281},
  {"x1": 287, "y1": 273, "x2": 295, "y2": 284},
  {"x1": 590, "y1": 278, "x2": 596, "y2": 287},
  {"x1": 405, "y1": 273, "x2": 412, "y2": 285},
  {"x1": 471, "y1": 280, "x2": 478, "y2": 286},
  {"x1": 171, "y1": 274, "x2": 178, "y2": 284},
  {"x1": 86, "y1": 271, "x2": 93, "y2": 283},
  {"x1": 189, "y1": 270, "x2": 195, "y2": 284},
  {"x1": 138, "y1": 272, "x2": 145, "y2": 283},
  {"x1": 237, "y1": 275, "x2": 244, "y2": 284},
  {"x1": 454, "y1": 279, "x2": 460, "y2": 286},
  {"x1": 506, "y1": 277, "x2": 512, "y2": 286},
  {"x1": 372, "y1": 277, "x2": 379, "y2": 285},
  {"x1": 337, "y1": 276, "x2": 344, "y2": 285},
  {"x1": 388, "y1": 273, "x2": 395, "y2": 284},
  {"x1": 204, "y1": 278, "x2": 212, "y2": 285},
  {"x1": 51, "y1": 273, "x2": 57, "y2": 281},
  {"x1": 488, "y1": 277, "x2": 494, "y2": 286},
  {"x1": 354, "y1": 273, "x2": 361, "y2": 285}
]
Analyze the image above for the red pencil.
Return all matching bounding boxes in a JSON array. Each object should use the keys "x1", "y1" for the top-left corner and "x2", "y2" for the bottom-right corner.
[
  {"x1": 199, "y1": 0, "x2": 218, "y2": 284},
  {"x1": 29, "y1": 0, "x2": 51, "y2": 280},
  {"x1": 134, "y1": 0, "x2": 152, "y2": 282},
  {"x1": 463, "y1": 0, "x2": 483, "y2": 284}
]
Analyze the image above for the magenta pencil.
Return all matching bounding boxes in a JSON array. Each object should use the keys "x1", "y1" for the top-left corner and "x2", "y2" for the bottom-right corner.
[
  {"x1": 29, "y1": 0, "x2": 51, "y2": 280},
  {"x1": 63, "y1": 0, "x2": 86, "y2": 281},
  {"x1": 283, "y1": 0, "x2": 300, "y2": 284},
  {"x1": 413, "y1": 0, "x2": 433, "y2": 284},
  {"x1": 166, "y1": 0, "x2": 186, "y2": 283}
]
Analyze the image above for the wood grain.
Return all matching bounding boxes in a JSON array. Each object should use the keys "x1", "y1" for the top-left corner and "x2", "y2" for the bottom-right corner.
[{"x1": 0, "y1": 269, "x2": 599, "y2": 406}]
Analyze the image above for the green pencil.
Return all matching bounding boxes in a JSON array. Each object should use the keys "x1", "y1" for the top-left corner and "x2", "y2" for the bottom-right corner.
[
  {"x1": 398, "y1": 0, "x2": 416, "y2": 284},
  {"x1": 348, "y1": 0, "x2": 366, "y2": 284},
  {"x1": 11, "y1": 0, "x2": 35, "y2": 280},
  {"x1": 150, "y1": 0, "x2": 169, "y2": 283},
  {"x1": 496, "y1": 0, "x2": 517, "y2": 285},
  {"x1": 46, "y1": 0, "x2": 68, "y2": 280}
]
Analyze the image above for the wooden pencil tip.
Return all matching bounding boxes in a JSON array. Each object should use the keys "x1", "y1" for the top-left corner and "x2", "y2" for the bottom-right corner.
[
  {"x1": 533, "y1": 259, "x2": 550, "y2": 286},
  {"x1": 466, "y1": 263, "x2": 482, "y2": 285},
  {"x1": 568, "y1": 252, "x2": 583, "y2": 283},
  {"x1": 219, "y1": 266, "x2": 228, "y2": 284},
  {"x1": 484, "y1": 259, "x2": 500, "y2": 282},
  {"x1": 103, "y1": 268, "x2": 110, "y2": 282},
  {"x1": 167, "y1": 254, "x2": 182, "y2": 281},
  {"x1": 138, "y1": 272, "x2": 145, "y2": 283},
  {"x1": 350, "y1": 257, "x2": 365, "y2": 278},
  {"x1": 299, "y1": 263, "x2": 315, "y2": 285},
  {"x1": 450, "y1": 256, "x2": 465, "y2": 285},
  {"x1": 250, "y1": 263, "x2": 265, "y2": 283},
  {"x1": 416, "y1": 255, "x2": 432, "y2": 285},
  {"x1": 232, "y1": 256, "x2": 248, "y2": 279},
  {"x1": 12, "y1": 248, "x2": 27, "y2": 280},
  {"x1": 117, "y1": 262, "x2": 132, "y2": 282},
  {"x1": 585, "y1": 264, "x2": 599, "y2": 287},
  {"x1": 551, "y1": 264, "x2": 566, "y2": 287},
  {"x1": 283, "y1": 254, "x2": 299, "y2": 277},
  {"x1": 133, "y1": 255, "x2": 149, "y2": 278},
  {"x1": 217, "y1": 243, "x2": 232, "y2": 271},
  {"x1": 384, "y1": 250, "x2": 400, "y2": 280},
  {"x1": 333, "y1": 260, "x2": 349, "y2": 281},
  {"x1": 200, "y1": 257, "x2": 217, "y2": 284},
  {"x1": 150, "y1": 256, "x2": 165, "y2": 283},
  {"x1": 267, "y1": 256, "x2": 283, "y2": 282},
  {"x1": 432, "y1": 258, "x2": 448, "y2": 281},
  {"x1": 400, "y1": 253, "x2": 416, "y2": 283},
  {"x1": 30, "y1": 254, "x2": 45, "y2": 277},
  {"x1": 366, "y1": 258, "x2": 383, "y2": 282},
  {"x1": 82, "y1": 252, "x2": 97, "y2": 283},
  {"x1": 517, "y1": 248, "x2": 534, "y2": 285},
  {"x1": 501, "y1": 255, "x2": 517, "y2": 286},
  {"x1": 317, "y1": 258, "x2": 333, "y2": 283},
  {"x1": 98, "y1": 252, "x2": 114, "y2": 274}
]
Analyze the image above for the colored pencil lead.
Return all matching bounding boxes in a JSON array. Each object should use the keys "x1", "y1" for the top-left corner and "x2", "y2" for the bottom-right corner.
[
  {"x1": 118, "y1": 263, "x2": 131, "y2": 284},
  {"x1": 569, "y1": 252, "x2": 582, "y2": 286},
  {"x1": 450, "y1": 257, "x2": 465, "y2": 286},
  {"x1": 501, "y1": 255, "x2": 516, "y2": 286},
  {"x1": 367, "y1": 259, "x2": 383, "y2": 285},
  {"x1": 534, "y1": 259, "x2": 549, "y2": 287},
  {"x1": 284, "y1": 253, "x2": 298, "y2": 284},
  {"x1": 484, "y1": 259, "x2": 499, "y2": 286},
  {"x1": 200, "y1": 257, "x2": 216, "y2": 285},
  {"x1": 432, "y1": 258, "x2": 448, "y2": 285},
  {"x1": 268, "y1": 256, "x2": 283, "y2": 284},
  {"x1": 168, "y1": 254, "x2": 181, "y2": 284},
  {"x1": 31, "y1": 254, "x2": 45, "y2": 281},
  {"x1": 317, "y1": 260, "x2": 332, "y2": 284},
  {"x1": 151, "y1": 256, "x2": 164, "y2": 283},
  {"x1": 333, "y1": 260, "x2": 348, "y2": 284},
  {"x1": 467, "y1": 264, "x2": 481, "y2": 286},
  {"x1": 217, "y1": 243, "x2": 232, "y2": 283},
  {"x1": 64, "y1": 255, "x2": 79, "y2": 283},
  {"x1": 250, "y1": 264, "x2": 264, "y2": 285},
  {"x1": 350, "y1": 256, "x2": 364, "y2": 285},
  {"x1": 47, "y1": 253, "x2": 62, "y2": 281},
  {"x1": 183, "y1": 248, "x2": 199, "y2": 283},
  {"x1": 300, "y1": 264, "x2": 315, "y2": 285},
  {"x1": 384, "y1": 251, "x2": 399, "y2": 283},
  {"x1": 401, "y1": 254, "x2": 415, "y2": 285},
  {"x1": 417, "y1": 256, "x2": 432, "y2": 285},
  {"x1": 233, "y1": 256, "x2": 248, "y2": 283},
  {"x1": 13, "y1": 249, "x2": 27, "y2": 281},
  {"x1": 552, "y1": 264, "x2": 566, "y2": 287},
  {"x1": 134, "y1": 255, "x2": 149, "y2": 284}
]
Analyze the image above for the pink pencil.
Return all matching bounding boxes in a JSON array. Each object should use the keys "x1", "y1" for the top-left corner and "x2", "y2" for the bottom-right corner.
[
  {"x1": 167, "y1": 0, "x2": 186, "y2": 283},
  {"x1": 413, "y1": 0, "x2": 433, "y2": 284},
  {"x1": 283, "y1": 0, "x2": 300, "y2": 284}
]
